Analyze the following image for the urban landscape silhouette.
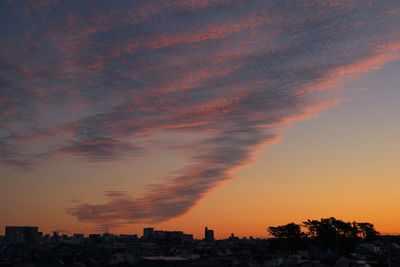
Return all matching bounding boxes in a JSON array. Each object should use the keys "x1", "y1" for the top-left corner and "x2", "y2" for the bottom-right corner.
[{"x1": 1, "y1": 218, "x2": 400, "y2": 266}]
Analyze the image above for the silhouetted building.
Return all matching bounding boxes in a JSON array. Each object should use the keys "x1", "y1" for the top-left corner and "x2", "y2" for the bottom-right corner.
[
  {"x1": 205, "y1": 227, "x2": 214, "y2": 241},
  {"x1": 89, "y1": 234, "x2": 102, "y2": 242},
  {"x1": 103, "y1": 233, "x2": 115, "y2": 242},
  {"x1": 5, "y1": 226, "x2": 39, "y2": 244},
  {"x1": 185, "y1": 234, "x2": 194, "y2": 241},
  {"x1": 164, "y1": 231, "x2": 186, "y2": 242},
  {"x1": 145, "y1": 229, "x2": 193, "y2": 243},
  {"x1": 154, "y1": 230, "x2": 166, "y2": 240},
  {"x1": 230, "y1": 233, "x2": 238, "y2": 241},
  {"x1": 143, "y1": 227, "x2": 154, "y2": 240},
  {"x1": 119, "y1": 234, "x2": 138, "y2": 241}
]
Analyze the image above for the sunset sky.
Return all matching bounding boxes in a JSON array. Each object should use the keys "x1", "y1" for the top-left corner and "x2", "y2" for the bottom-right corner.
[{"x1": 1, "y1": 0, "x2": 400, "y2": 239}]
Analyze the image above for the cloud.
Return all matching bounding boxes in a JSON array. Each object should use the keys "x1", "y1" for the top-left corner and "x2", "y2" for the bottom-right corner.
[
  {"x1": 1, "y1": 0, "x2": 400, "y2": 226},
  {"x1": 59, "y1": 137, "x2": 142, "y2": 161},
  {"x1": 0, "y1": 140, "x2": 48, "y2": 170}
]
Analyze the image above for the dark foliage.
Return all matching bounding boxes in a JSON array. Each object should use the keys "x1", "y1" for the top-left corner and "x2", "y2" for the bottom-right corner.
[{"x1": 268, "y1": 217, "x2": 379, "y2": 253}]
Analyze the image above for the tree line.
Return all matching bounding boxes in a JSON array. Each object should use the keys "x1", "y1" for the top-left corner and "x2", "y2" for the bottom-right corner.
[{"x1": 268, "y1": 217, "x2": 379, "y2": 253}]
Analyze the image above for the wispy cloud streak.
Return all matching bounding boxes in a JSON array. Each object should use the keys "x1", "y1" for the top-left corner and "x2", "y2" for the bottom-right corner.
[{"x1": 1, "y1": 0, "x2": 400, "y2": 226}]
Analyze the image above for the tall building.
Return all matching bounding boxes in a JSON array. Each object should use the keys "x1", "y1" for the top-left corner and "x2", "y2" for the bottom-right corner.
[
  {"x1": 204, "y1": 227, "x2": 214, "y2": 241},
  {"x1": 5, "y1": 226, "x2": 39, "y2": 245}
]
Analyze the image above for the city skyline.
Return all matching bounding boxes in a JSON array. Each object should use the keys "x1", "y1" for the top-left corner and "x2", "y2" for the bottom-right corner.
[
  {"x1": 1, "y1": 1, "x2": 400, "y2": 240},
  {"x1": 3, "y1": 220, "x2": 398, "y2": 266},
  {"x1": 1, "y1": 217, "x2": 388, "y2": 241}
]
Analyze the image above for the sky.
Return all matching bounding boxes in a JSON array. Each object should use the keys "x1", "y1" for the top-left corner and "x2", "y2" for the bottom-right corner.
[{"x1": 1, "y1": 0, "x2": 400, "y2": 239}]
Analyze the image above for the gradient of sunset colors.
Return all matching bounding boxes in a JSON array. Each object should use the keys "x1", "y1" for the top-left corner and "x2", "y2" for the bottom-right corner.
[{"x1": 1, "y1": 0, "x2": 400, "y2": 239}]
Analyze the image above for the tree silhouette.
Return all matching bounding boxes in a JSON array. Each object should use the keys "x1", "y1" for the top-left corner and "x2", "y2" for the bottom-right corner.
[
  {"x1": 303, "y1": 217, "x2": 339, "y2": 250},
  {"x1": 268, "y1": 223, "x2": 304, "y2": 239},
  {"x1": 357, "y1": 222, "x2": 378, "y2": 241},
  {"x1": 269, "y1": 217, "x2": 380, "y2": 253},
  {"x1": 268, "y1": 223, "x2": 305, "y2": 254}
]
